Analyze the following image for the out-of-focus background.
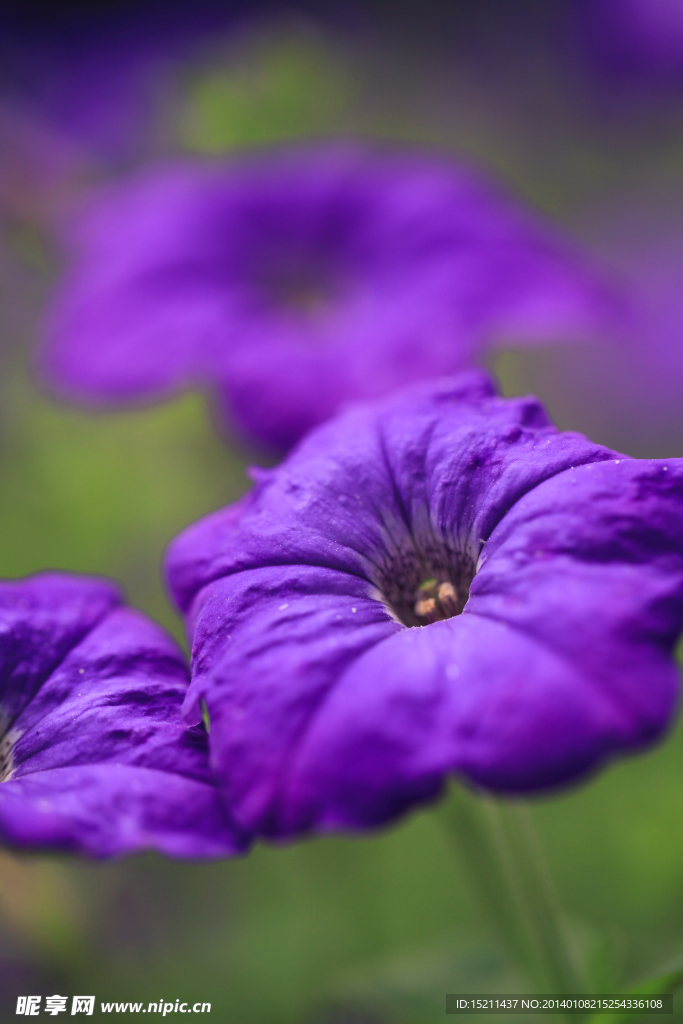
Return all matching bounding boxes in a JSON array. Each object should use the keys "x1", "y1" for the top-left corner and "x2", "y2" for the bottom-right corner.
[{"x1": 1, "y1": 2, "x2": 683, "y2": 1021}]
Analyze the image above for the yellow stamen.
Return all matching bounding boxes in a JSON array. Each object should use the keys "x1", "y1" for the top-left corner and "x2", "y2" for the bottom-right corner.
[
  {"x1": 437, "y1": 582, "x2": 457, "y2": 602},
  {"x1": 414, "y1": 597, "x2": 436, "y2": 617}
]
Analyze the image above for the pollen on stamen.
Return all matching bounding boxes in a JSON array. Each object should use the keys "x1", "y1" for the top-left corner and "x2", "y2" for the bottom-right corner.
[
  {"x1": 412, "y1": 576, "x2": 463, "y2": 623},
  {"x1": 415, "y1": 597, "x2": 436, "y2": 617}
]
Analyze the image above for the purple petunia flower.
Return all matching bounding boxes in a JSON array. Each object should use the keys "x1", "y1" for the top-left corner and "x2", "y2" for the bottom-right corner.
[
  {"x1": 42, "y1": 143, "x2": 620, "y2": 453},
  {"x1": 0, "y1": 572, "x2": 244, "y2": 859},
  {"x1": 166, "y1": 370, "x2": 683, "y2": 839}
]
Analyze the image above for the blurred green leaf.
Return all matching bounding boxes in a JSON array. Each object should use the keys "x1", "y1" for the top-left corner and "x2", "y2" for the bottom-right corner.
[
  {"x1": 180, "y1": 28, "x2": 358, "y2": 153},
  {"x1": 582, "y1": 957, "x2": 683, "y2": 1024},
  {"x1": 0, "y1": 362, "x2": 250, "y2": 640},
  {"x1": 329, "y1": 938, "x2": 519, "y2": 1024}
]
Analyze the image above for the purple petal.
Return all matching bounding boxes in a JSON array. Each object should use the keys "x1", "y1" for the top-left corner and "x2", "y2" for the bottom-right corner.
[
  {"x1": 168, "y1": 372, "x2": 617, "y2": 614},
  {"x1": 283, "y1": 461, "x2": 683, "y2": 830},
  {"x1": 0, "y1": 765, "x2": 238, "y2": 859},
  {"x1": 280, "y1": 616, "x2": 618, "y2": 831},
  {"x1": 0, "y1": 573, "x2": 244, "y2": 858},
  {"x1": 186, "y1": 565, "x2": 400, "y2": 833},
  {"x1": 0, "y1": 573, "x2": 121, "y2": 728}
]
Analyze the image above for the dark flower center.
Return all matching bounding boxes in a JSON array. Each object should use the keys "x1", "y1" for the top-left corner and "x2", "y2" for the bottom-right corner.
[
  {"x1": 376, "y1": 546, "x2": 476, "y2": 628},
  {"x1": 253, "y1": 252, "x2": 342, "y2": 319},
  {"x1": 270, "y1": 272, "x2": 332, "y2": 314}
]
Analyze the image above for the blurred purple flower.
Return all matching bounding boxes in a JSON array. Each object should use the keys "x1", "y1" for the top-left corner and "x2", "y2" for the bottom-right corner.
[
  {"x1": 166, "y1": 371, "x2": 683, "y2": 838},
  {"x1": 0, "y1": 0, "x2": 258, "y2": 221},
  {"x1": 553, "y1": 193, "x2": 683, "y2": 459},
  {"x1": 578, "y1": 0, "x2": 683, "y2": 84},
  {"x1": 42, "y1": 143, "x2": 620, "y2": 453},
  {"x1": 0, "y1": 1, "x2": 249, "y2": 159},
  {"x1": 0, "y1": 572, "x2": 244, "y2": 859}
]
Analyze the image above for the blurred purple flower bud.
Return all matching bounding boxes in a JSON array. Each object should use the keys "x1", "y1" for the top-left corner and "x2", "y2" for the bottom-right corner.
[
  {"x1": 42, "y1": 143, "x2": 621, "y2": 452},
  {"x1": 165, "y1": 371, "x2": 683, "y2": 839},
  {"x1": 0, "y1": 572, "x2": 245, "y2": 859}
]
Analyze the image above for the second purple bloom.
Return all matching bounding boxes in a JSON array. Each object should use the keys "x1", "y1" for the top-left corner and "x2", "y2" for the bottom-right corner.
[
  {"x1": 43, "y1": 143, "x2": 619, "y2": 452},
  {"x1": 166, "y1": 372, "x2": 683, "y2": 840}
]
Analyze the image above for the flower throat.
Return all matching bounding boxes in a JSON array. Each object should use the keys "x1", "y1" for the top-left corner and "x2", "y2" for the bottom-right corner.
[{"x1": 377, "y1": 548, "x2": 476, "y2": 629}]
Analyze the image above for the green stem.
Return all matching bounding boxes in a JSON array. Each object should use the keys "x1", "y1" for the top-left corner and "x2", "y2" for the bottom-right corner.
[{"x1": 441, "y1": 785, "x2": 586, "y2": 994}]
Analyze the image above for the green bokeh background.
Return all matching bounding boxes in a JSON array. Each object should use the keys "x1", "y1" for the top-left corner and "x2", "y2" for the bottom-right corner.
[{"x1": 1, "y1": 8, "x2": 683, "y2": 1022}]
